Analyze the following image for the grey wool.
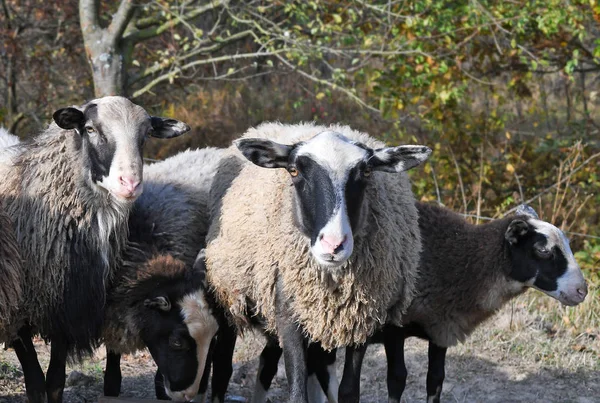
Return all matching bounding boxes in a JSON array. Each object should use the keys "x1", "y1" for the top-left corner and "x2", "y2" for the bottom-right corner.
[
  {"x1": 103, "y1": 147, "x2": 226, "y2": 354},
  {"x1": 0, "y1": 122, "x2": 129, "y2": 353},
  {"x1": 205, "y1": 122, "x2": 422, "y2": 350}
]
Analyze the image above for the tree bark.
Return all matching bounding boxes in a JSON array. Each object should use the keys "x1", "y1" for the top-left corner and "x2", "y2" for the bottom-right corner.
[{"x1": 80, "y1": 0, "x2": 136, "y2": 97}]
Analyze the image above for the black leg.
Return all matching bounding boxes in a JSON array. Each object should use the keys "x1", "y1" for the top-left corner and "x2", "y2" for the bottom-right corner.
[
  {"x1": 252, "y1": 336, "x2": 283, "y2": 403},
  {"x1": 211, "y1": 325, "x2": 237, "y2": 403},
  {"x1": 383, "y1": 326, "x2": 407, "y2": 403},
  {"x1": 426, "y1": 342, "x2": 447, "y2": 403},
  {"x1": 103, "y1": 349, "x2": 122, "y2": 397},
  {"x1": 338, "y1": 343, "x2": 367, "y2": 403},
  {"x1": 308, "y1": 344, "x2": 337, "y2": 402},
  {"x1": 11, "y1": 327, "x2": 46, "y2": 403},
  {"x1": 46, "y1": 339, "x2": 68, "y2": 403},
  {"x1": 155, "y1": 370, "x2": 170, "y2": 400}
]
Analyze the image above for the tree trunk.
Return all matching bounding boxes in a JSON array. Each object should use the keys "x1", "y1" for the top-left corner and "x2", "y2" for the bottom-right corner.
[
  {"x1": 79, "y1": 0, "x2": 136, "y2": 97},
  {"x1": 83, "y1": 31, "x2": 127, "y2": 97}
]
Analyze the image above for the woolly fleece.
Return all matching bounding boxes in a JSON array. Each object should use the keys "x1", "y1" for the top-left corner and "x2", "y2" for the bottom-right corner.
[
  {"x1": 206, "y1": 122, "x2": 422, "y2": 350},
  {"x1": 103, "y1": 147, "x2": 226, "y2": 354}
]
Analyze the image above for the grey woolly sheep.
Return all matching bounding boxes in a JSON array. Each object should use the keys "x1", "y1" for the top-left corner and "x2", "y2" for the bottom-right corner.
[
  {"x1": 205, "y1": 122, "x2": 431, "y2": 402},
  {"x1": 102, "y1": 147, "x2": 234, "y2": 402},
  {"x1": 0, "y1": 96, "x2": 189, "y2": 403}
]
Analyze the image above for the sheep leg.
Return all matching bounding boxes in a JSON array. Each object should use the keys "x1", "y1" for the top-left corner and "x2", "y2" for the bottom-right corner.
[
  {"x1": 12, "y1": 326, "x2": 46, "y2": 403},
  {"x1": 103, "y1": 349, "x2": 122, "y2": 396},
  {"x1": 252, "y1": 336, "x2": 282, "y2": 403},
  {"x1": 426, "y1": 342, "x2": 447, "y2": 403},
  {"x1": 210, "y1": 325, "x2": 237, "y2": 403},
  {"x1": 45, "y1": 339, "x2": 67, "y2": 403},
  {"x1": 338, "y1": 343, "x2": 368, "y2": 403},
  {"x1": 308, "y1": 344, "x2": 338, "y2": 403},
  {"x1": 383, "y1": 325, "x2": 407, "y2": 403}
]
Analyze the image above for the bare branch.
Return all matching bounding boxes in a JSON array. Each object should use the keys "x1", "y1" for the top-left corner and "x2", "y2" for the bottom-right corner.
[
  {"x1": 107, "y1": 0, "x2": 138, "y2": 43},
  {"x1": 274, "y1": 54, "x2": 380, "y2": 114},
  {"x1": 125, "y1": 0, "x2": 230, "y2": 43},
  {"x1": 131, "y1": 49, "x2": 284, "y2": 98},
  {"x1": 79, "y1": 0, "x2": 99, "y2": 36}
]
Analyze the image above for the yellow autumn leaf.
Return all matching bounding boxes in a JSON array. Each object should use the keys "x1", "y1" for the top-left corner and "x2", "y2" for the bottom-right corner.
[
  {"x1": 506, "y1": 163, "x2": 515, "y2": 174},
  {"x1": 316, "y1": 92, "x2": 326, "y2": 100}
]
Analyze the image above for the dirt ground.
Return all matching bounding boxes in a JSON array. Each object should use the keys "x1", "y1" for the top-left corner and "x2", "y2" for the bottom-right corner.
[{"x1": 0, "y1": 300, "x2": 598, "y2": 403}]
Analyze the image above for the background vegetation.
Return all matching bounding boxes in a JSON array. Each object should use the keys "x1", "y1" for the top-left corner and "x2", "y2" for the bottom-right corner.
[{"x1": 1, "y1": 0, "x2": 598, "y2": 354}]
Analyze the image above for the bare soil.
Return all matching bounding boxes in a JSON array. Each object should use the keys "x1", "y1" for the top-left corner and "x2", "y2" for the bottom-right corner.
[{"x1": 0, "y1": 300, "x2": 598, "y2": 403}]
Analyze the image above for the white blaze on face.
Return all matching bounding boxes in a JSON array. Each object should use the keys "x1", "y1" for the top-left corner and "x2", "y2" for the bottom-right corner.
[
  {"x1": 529, "y1": 219, "x2": 587, "y2": 305},
  {"x1": 295, "y1": 132, "x2": 369, "y2": 267},
  {"x1": 166, "y1": 290, "x2": 219, "y2": 401},
  {"x1": 90, "y1": 97, "x2": 147, "y2": 201}
]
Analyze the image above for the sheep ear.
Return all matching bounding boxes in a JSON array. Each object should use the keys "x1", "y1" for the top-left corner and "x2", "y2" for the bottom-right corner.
[
  {"x1": 150, "y1": 117, "x2": 190, "y2": 139},
  {"x1": 505, "y1": 219, "x2": 530, "y2": 245},
  {"x1": 369, "y1": 145, "x2": 432, "y2": 173},
  {"x1": 193, "y1": 249, "x2": 208, "y2": 288},
  {"x1": 235, "y1": 138, "x2": 292, "y2": 169},
  {"x1": 515, "y1": 204, "x2": 539, "y2": 219},
  {"x1": 53, "y1": 108, "x2": 85, "y2": 130},
  {"x1": 144, "y1": 296, "x2": 171, "y2": 312}
]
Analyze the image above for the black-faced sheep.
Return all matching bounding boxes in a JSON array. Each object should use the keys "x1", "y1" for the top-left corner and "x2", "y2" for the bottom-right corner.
[
  {"x1": 205, "y1": 122, "x2": 430, "y2": 402},
  {"x1": 0, "y1": 96, "x2": 189, "y2": 403},
  {"x1": 102, "y1": 147, "x2": 238, "y2": 402},
  {"x1": 295, "y1": 203, "x2": 588, "y2": 403}
]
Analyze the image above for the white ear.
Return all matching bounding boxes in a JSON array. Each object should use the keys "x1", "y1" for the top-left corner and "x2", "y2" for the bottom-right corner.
[
  {"x1": 369, "y1": 145, "x2": 432, "y2": 173},
  {"x1": 515, "y1": 204, "x2": 539, "y2": 219}
]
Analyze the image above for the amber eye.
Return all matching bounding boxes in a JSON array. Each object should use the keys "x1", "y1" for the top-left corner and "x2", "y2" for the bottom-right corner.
[
  {"x1": 364, "y1": 167, "x2": 372, "y2": 177},
  {"x1": 85, "y1": 126, "x2": 96, "y2": 135},
  {"x1": 289, "y1": 168, "x2": 299, "y2": 177}
]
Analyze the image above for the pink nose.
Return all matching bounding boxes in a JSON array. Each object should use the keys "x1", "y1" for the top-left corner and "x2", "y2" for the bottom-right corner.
[
  {"x1": 320, "y1": 234, "x2": 347, "y2": 255},
  {"x1": 119, "y1": 176, "x2": 140, "y2": 193}
]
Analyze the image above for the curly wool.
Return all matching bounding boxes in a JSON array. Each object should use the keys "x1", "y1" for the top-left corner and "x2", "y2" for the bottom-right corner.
[
  {"x1": 206, "y1": 122, "x2": 422, "y2": 350},
  {"x1": 0, "y1": 125, "x2": 129, "y2": 353}
]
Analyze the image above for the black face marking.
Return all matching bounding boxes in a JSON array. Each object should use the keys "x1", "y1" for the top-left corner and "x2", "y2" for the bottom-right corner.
[
  {"x1": 292, "y1": 156, "x2": 337, "y2": 245},
  {"x1": 83, "y1": 104, "x2": 117, "y2": 185},
  {"x1": 345, "y1": 163, "x2": 368, "y2": 230},
  {"x1": 507, "y1": 226, "x2": 569, "y2": 292}
]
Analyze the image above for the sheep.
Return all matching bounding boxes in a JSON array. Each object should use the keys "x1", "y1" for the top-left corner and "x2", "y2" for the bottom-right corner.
[
  {"x1": 101, "y1": 147, "x2": 235, "y2": 402},
  {"x1": 205, "y1": 122, "x2": 431, "y2": 402},
  {"x1": 0, "y1": 127, "x2": 23, "y2": 163},
  {"x1": 0, "y1": 96, "x2": 189, "y2": 403},
  {"x1": 291, "y1": 203, "x2": 588, "y2": 403}
]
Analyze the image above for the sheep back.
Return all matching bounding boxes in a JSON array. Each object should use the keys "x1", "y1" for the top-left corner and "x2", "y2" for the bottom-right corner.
[{"x1": 206, "y1": 123, "x2": 421, "y2": 350}]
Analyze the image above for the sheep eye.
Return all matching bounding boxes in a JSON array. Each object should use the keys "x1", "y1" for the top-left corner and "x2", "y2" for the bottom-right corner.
[
  {"x1": 534, "y1": 245, "x2": 552, "y2": 259},
  {"x1": 289, "y1": 167, "x2": 299, "y2": 177},
  {"x1": 363, "y1": 167, "x2": 372, "y2": 177},
  {"x1": 85, "y1": 126, "x2": 96, "y2": 135},
  {"x1": 169, "y1": 336, "x2": 183, "y2": 350}
]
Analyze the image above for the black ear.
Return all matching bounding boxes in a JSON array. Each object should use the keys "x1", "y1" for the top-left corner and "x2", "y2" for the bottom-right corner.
[
  {"x1": 193, "y1": 249, "x2": 208, "y2": 288},
  {"x1": 369, "y1": 145, "x2": 432, "y2": 173},
  {"x1": 150, "y1": 117, "x2": 190, "y2": 139},
  {"x1": 505, "y1": 219, "x2": 530, "y2": 245},
  {"x1": 144, "y1": 296, "x2": 171, "y2": 311},
  {"x1": 53, "y1": 107, "x2": 85, "y2": 130},
  {"x1": 235, "y1": 138, "x2": 293, "y2": 169}
]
